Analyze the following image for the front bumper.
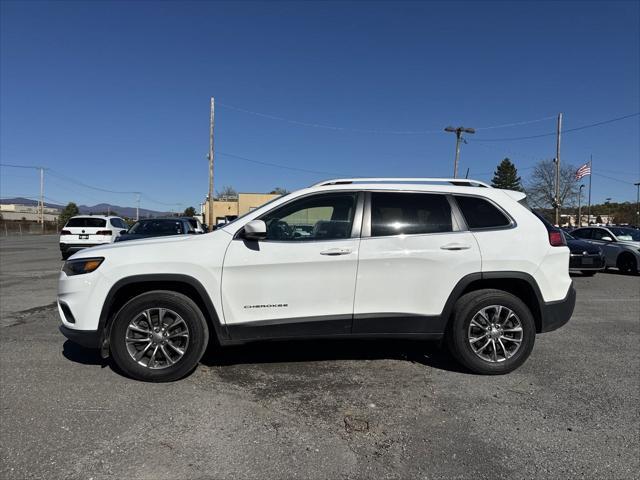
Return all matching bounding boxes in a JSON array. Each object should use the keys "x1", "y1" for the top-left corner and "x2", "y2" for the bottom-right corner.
[
  {"x1": 569, "y1": 253, "x2": 605, "y2": 271},
  {"x1": 59, "y1": 325, "x2": 101, "y2": 349},
  {"x1": 539, "y1": 281, "x2": 576, "y2": 333},
  {"x1": 60, "y1": 243, "x2": 103, "y2": 255}
]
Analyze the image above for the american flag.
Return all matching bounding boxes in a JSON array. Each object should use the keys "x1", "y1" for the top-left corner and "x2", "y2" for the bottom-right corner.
[{"x1": 575, "y1": 162, "x2": 591, "y2": 180}]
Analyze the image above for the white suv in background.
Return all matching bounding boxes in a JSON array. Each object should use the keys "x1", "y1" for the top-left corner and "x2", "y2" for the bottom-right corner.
[
  {"x1": 59, "y1": 215, "x2": 128, "y2": 259},
  {"x1": 57, "y1": 178, "x2": 575, "y2": 381}
]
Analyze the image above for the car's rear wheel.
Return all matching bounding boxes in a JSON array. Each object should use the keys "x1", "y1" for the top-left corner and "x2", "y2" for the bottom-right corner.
[
  {"x1": 580, "y1": 270, "x2": 597, "y2": 277},
  {"x1": 447, "y1": 289, "x2": 535, "y2": 375},
  {"x1": 616, "y1": 253, "x2": 638, "y2": 275},
  {"x1": 110, "y1": 291, "x2": 209, "y2": 382}
]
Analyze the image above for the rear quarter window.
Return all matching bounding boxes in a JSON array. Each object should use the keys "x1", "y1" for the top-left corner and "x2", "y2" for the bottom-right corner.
[{"x1": 454, "y1": 196, "x2": 511, "y2": 230}]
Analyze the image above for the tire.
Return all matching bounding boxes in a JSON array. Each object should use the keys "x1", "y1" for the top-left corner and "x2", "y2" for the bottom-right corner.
[
  {"x1": 110, "y1": 290, "x2": 209, "y2": 382},
  {"x1": 446, "y1": 289, "x2": 536, "y2": 375},
  {"x1": 580, "y1": 271, "x2": 597, "y2": 277},
  {"x1": 616, "y1": 253, "x2": 638, "y2": 275}
]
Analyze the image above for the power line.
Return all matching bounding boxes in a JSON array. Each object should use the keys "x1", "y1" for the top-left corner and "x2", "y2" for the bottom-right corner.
[
  {"x1": 217, "y1": 151, "x2": 350, "y2": 176},
  {"x1": 0, "y1": 163, "x2": 43, "y2": 169},
  {"x1": 218, "y1": 101, "x2": 556, "y2": 135},
  {"x1": 47, "y1": 169, "x2": 139, "y2": 195},
  {"x1": 474, "y1": 115, "x2": 557, "y2": 130},
  {"x1": 592, "y1": 172, "x2": 636, "y2": 185},
  {"x1": 473, "y1": 112, "x2": 640, "y2": 142}
]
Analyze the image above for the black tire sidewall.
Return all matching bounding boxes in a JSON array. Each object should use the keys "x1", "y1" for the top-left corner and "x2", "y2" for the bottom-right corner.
[
  {"x1": 110, "y1": 291, "x2": 209, "y2": 382},
  {"x1": 617, "y1": 254, "x2": 637, "y2": 274},
  {"x1": 449, "y1": 290, "x2": 535, "y2": 375}
]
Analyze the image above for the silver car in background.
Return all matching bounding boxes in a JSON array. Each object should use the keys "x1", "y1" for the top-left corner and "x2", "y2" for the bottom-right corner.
[{"x1": 571, "y1": 226, "x2": 640, "y2": 274}]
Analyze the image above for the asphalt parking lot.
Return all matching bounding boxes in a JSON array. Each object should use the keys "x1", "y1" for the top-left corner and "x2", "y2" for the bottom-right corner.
[{"x1": 0, "y1": 235, "x2": 638, "y2": 479}]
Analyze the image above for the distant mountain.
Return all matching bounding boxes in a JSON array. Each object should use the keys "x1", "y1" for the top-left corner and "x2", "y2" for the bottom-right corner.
[{"x1": 0, "y1": 197, "x2": 175, "y2": 218}]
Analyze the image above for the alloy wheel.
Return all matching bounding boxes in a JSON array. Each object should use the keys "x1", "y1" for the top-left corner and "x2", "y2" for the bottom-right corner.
[
  {"x1": 467, "y1": 305, "x2": 523, "y2": 363},
  {"x1": 125, "y1": 308, "x2": 190, "y2": 369}
]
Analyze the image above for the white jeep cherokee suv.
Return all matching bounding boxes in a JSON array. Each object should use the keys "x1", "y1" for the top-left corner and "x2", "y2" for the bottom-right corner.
[
  {"x1": 58, "y1": 178, "x2": 575, "y2": 382},
  {"x1": 60, "y1": 215, "x2": 128, "y2": 259}
]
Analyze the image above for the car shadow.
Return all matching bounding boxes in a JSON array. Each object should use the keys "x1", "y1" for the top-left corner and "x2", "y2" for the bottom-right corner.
[
  {"x1": 601, "y1": 268, "x2": 639, "y2": 276},
  {"x1": 61, "y1": 338, "x2": 469, "y2": 376},
  {"x1": 200, "y1": 338, "x2": 469, "y2": 374},
  {"x1": 62, "y1": 340, "x2": 108, "y2": 367}
]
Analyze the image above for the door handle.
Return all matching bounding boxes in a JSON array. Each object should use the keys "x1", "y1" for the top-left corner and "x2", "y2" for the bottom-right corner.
[
  {"x1": 320, "y1": 248, "x2": 352, "y2": 256},
  {"x1": 440, "y1": 243, "x2": 471, "y2": 251}
]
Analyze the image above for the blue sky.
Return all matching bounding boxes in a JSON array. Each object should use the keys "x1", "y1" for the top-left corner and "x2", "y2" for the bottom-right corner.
[{"x1": 1, "y1": 0, "x2": 639, "y2": 211}]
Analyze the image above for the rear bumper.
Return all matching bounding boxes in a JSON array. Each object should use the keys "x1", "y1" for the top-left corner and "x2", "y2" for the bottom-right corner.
[
  {"x1": 59, "y1": 325, "x2": 101, "y2": 349},
  {"x1": 539, "y1": 281, "x2": 576, "y2": 333}
]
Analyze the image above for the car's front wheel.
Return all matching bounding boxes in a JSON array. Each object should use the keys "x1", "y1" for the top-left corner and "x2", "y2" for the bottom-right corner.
[
  {"x1": 110, "y1": 290, "x2": 209, "y2": 382},
  {"x1": 616, "y1": 253, "x2": 638, "y2": 275},
  {"x1": 447, "y1": 289, "x2": 536, "y2": 375}
]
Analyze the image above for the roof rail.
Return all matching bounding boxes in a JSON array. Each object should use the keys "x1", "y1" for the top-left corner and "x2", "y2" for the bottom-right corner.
[{"x1": 311, "y1": 178, "x2": 492, "y2": 188}]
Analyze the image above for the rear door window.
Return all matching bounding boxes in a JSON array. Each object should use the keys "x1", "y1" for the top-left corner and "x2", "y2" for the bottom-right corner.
[
  {"x1": 66, "y1": 218, "x2": 107, "y2": 228},
  {"x1": 454, "y1": 196, "x2": 511, "y2": 230},
  {"x1": 370, "y1": 192, "x2": 453, "y2": 237},
  {"x1": 572, "y1": 228, "x2": 593, "y2": 239}
]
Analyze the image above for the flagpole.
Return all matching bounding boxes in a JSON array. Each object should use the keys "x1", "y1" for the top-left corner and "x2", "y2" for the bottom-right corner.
[{"x1": 587, "y1": 155, "x2": 593, "y2": 225}]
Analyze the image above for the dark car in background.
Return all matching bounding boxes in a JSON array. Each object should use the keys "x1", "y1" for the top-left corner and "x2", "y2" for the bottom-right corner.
[
  {"x1": 115, "y1": 218, "x2": 196, "y2": 242},
  {"x1": 565, "y1": 232, "x2": 605, "y2": 276},
  {"x1": 571, "y1": 226, "x2": 640, "y2": 274}
]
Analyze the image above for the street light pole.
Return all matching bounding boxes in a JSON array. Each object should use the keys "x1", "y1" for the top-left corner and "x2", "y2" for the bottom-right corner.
[
  {"x1": 605, "y1": 197, "x2": 612, "y2": 225},
  {"x1": 578, "y1": 184, "x2": 584, "y2": 227},
  {"x1": 444, "y1": 126, "x2": 475, "y2": 178}
]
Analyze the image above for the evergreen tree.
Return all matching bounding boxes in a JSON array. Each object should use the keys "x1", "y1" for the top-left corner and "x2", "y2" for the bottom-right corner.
[
  {"x1": 183, "y1": 206, "x2": 197, "y2": 217},
  {"x1": 59, "y1": 202, "x2": 79, "y2": 226},
  {"x1": 491, "y1": 158, "x2": 523, "y2": 191}
]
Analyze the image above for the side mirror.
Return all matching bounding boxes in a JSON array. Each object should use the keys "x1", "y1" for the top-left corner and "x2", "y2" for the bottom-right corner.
[
  {"x1": 120, "y1": 230, "x2": 127, "y2": 234},
  {"x1": 243, "y1": 219, "x2": 267, "y2": 241},
  {"x1": 601, "y1": 236, "x2": 613, "y2": 242}
]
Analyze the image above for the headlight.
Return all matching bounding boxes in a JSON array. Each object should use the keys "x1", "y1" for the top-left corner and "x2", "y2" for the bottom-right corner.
[{"x1": 62, "y1": 257, "x2": 104, "y2": 276}]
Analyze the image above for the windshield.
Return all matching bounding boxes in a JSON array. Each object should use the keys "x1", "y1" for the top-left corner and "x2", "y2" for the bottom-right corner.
[
  {"x1": 128, "y1": 219, "x2": 186, "y2": 235},
  {"x1": 221, "y1": 193, "x2": 289, "y2": 227},
  {"x1": 609, "y1": 227, "x2": 640, "y2": 241}
]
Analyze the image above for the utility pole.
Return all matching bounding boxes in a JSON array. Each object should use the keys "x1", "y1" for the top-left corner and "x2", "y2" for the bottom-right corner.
[
  {"x1": 635, "y1": 182, "x2": 640, "y2": 227},
  {"x1": 587, "y1": 155, "x2": 593, "y2": 225},
  {"x1": 578, "y1": 184, "x2": 584, "y2": 227},
  {"x1": 208, "y1": 97, "x2": 215, "y2": 229},
  {"x1": 605, "y1": 197, "x2": 612, "y2": 225},
  {"x1": 39, "y1": 167, "x2": 44, "y2": 234},
  {"x1": 135, "y1": 193, "x2": 140, "y2": 221},
  {"x1": 554, "y1": 113, "x2": 562, "y2": 225},
  {"x1": 444, "y1": 126, "x2": 475, "y2": 178}
]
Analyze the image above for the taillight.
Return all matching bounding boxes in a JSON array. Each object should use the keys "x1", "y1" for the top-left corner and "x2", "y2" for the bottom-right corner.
[
  {"x1": 96, "y1": 230, "x2": 112, "y2": 235},
  {"x1": 548, "y1": 230, "x2": 566, "y2": 247},
  {"x1": 60, "y1": 229, "x2": 71, "y2": 235}
]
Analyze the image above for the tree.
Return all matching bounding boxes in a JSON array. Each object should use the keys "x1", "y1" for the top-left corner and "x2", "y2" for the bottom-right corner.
[
  {"x1": 270, "y1": 187, "x2": 290, "y2": 195},
  {"x1": 59, "y1": 202, "x2": 79, "y2": 226},
  {"x1": 526, "y1": 160, "x2": 579, "y2": 211},
  {"x1": 491, "y1": 158, "x2": 523, "y2": 191},
  {"x1": 183, "y1": 206, "x2": 197, "y2": 217},
  {"x1": 216, "y1": 186, "x2": 237, "y2": 200}
]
